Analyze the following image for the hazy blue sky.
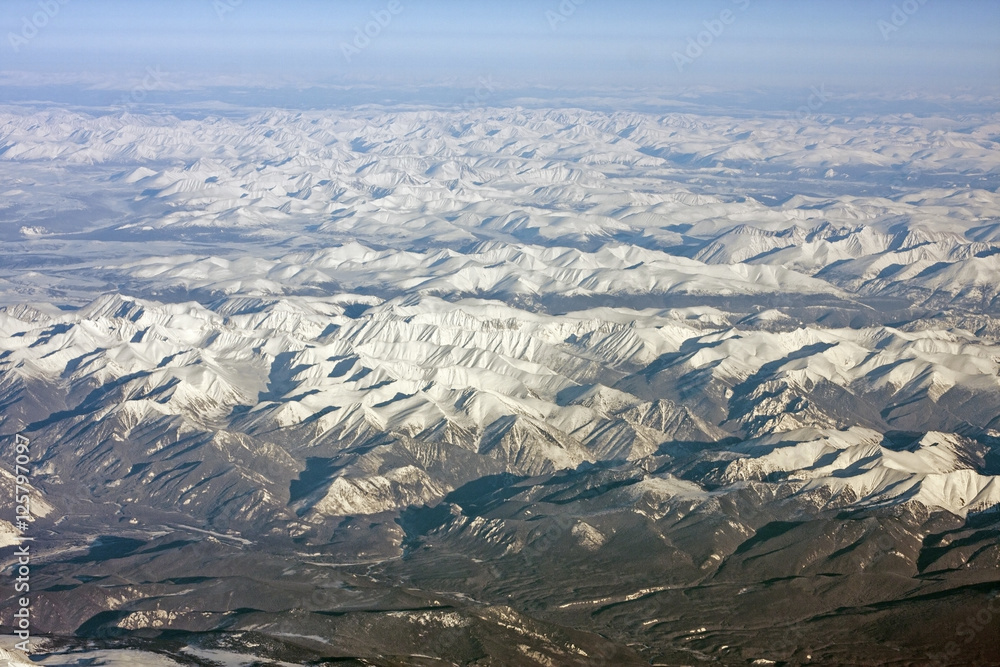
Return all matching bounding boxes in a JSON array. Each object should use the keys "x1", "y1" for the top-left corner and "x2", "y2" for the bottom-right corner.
[{"x1": 2, "y1": 0, "x2": 997, "y2": 94}]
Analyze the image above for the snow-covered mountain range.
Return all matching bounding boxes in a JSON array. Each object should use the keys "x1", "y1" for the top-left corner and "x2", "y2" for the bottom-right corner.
[
  {"x1": 3, "y1": 292, "x2": 998, "y2": 523},
  {"x1": 1, "y1": 103, "x2": 998, "y2": 665}
]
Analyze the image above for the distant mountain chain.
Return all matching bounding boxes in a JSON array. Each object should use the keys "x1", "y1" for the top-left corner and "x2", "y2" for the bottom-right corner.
[{"x1": 2, "y1": 107, "x2": 1000, "y2": 312}]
